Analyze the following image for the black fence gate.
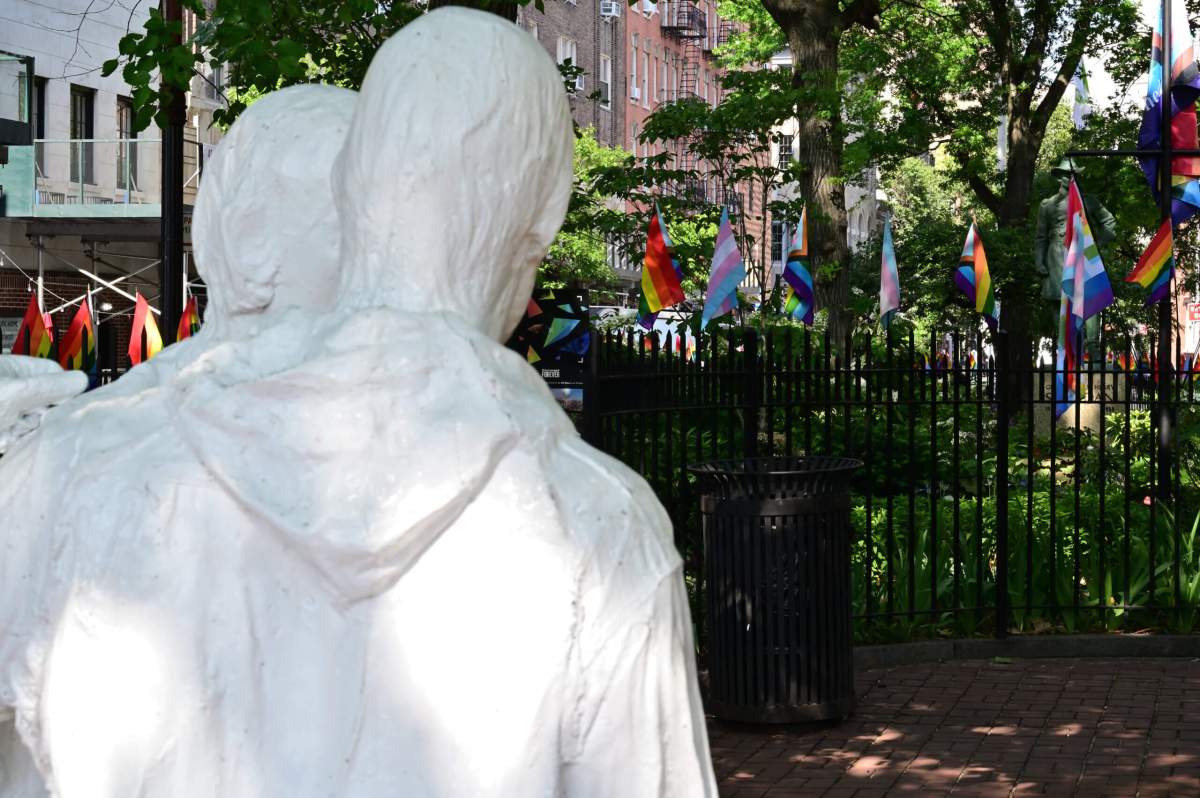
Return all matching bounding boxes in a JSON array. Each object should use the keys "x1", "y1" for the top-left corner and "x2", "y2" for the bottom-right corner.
[{"x1": 585, "y1": 325, "x2": 1200, "y2": 641}]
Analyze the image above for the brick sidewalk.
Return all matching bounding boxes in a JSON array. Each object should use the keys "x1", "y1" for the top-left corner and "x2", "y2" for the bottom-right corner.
[{"x1": 708, "y1": 657, "x2": 1200, "y2": 797}]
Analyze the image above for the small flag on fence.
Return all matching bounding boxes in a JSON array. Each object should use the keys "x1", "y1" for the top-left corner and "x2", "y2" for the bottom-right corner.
[
  {"x1": 128, "y1": 292, "x2": 163, "y2": 366},
  {"x1": 1138, "y1": 0, "x2": 1200, "y2": 226},
  {"x1": 1072, "y1": 61, "x2": 1092, "y2": 130},
  {"x1": 1127, "y1": 219, "x2": 1174, "y2": 306},
  {"x1": 59, "y1": 299, "x2": 95, "y2": 371},
  {"x1": 783, "y1": 207, "x2": 814, "y2": 326},
  {"x1": 954, "y1": 222, "x2": 1000, "y2": 330},
  {"x1": 701, "y1": 207, "x2": 746, "y2": 329},
  {"x1": 11, "y1": 293, "x2": 53, "y2": 359},
  {"x1": 879, "y1": 214, "x2": 900, "y2": 330},
  {"x1": 177, "y1": 295, "x2": 201, "y2": 341},
  {"x1": 637, "y1": 204, "x2": 685, "y2": 330},
  {"x1": 1055, "y1": 179, "x2": 1115, "y2": 419}
]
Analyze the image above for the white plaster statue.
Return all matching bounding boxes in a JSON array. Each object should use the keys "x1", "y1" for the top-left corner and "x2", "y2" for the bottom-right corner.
[
  {"x1": 0, "y1": 9, "x2": 715, "y2": 797},
  {"x1": 0, "y1": 356, "x2": 86, "y2": 455},
  {"x1": 0, "y1": 82, "x2": 357, "y2": 796}
]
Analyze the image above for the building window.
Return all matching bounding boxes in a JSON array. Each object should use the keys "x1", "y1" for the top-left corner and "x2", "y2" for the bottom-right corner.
[
  {"x1": 772, "y1": 220, "x2": 785, "y2": 264},
  {"x1": 777, "y1": 134, "x2": 793, "y2": 170},
  {"x1": 205, "y1": 63, "x2": 224, "y2": 101},
  {"x1": 652, "y1": 56, "x2": 657, "y2": 104},
  {"x1": 599, "y1": 55, "x2": 612, "y2": 107},
  {"x1": 642, "y1": 52, "x2": 649, "y2": 108},
  {"x1": 661, "y1": 61, "x2": 667, "y2": 103},
  {"x1": 69, "y1": 85, "x2": 95, "y2": 185},
  {"x1": 117, "y1": 97, "x2": 138, "y2": 191},
  {"x1": 32, "y1": 76, "x2": 46, "y2": 177},
  {"x1": 630, "y1": 37, "x2": 638, "y2": 101},
  {"x1": 557, "y1": 37, "x2": 583, "y2": 90},
  {"x1": 630, "y1": 122, "x2": 638, "y2": 153},
  {"x1": 642, "y1": 0, "x2": 657, "y2": 15},
  {"x1": 529, "y1": 21, "x2": 539, "y2": 40}
]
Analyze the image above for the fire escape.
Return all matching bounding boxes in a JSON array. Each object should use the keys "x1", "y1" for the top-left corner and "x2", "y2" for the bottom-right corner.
[{"x1": 660, "y1": 0, "x2": 708, "y2": 203}]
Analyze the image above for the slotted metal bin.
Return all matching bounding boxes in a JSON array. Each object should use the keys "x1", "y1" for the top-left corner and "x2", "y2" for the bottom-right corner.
[{"x1": 691, "y1": 456, "x2": 863, "y2": 724}]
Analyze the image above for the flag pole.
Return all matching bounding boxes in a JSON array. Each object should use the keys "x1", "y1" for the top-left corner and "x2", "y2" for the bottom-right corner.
[{"x1": 1156, "y1": 0, "x2": 1174, "y2": 529}]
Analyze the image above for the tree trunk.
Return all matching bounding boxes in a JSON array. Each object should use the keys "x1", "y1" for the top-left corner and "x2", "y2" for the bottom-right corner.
[
  {"x1": 763, "y1": 0, "x2": 851, "y2": 347},
  {"x1": 984, "y1": 120, "x2": 1042, "y2": 403}
]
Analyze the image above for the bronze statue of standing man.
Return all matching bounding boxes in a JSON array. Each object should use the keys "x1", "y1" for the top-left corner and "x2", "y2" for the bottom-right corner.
[{"x1": 1034, "y1": 158, "x2": 1117, "y2": 351}]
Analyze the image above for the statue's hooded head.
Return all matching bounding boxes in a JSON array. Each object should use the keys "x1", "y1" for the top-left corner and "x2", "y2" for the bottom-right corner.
[
  {"x1": 332, "y1": 8, "x2": 574, "y2": 343},
  {"x1": 192, "y1": 84, "x2": 358, "y2": 336}
]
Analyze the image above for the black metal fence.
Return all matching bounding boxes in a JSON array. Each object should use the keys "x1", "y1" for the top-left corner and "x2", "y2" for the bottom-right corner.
[{"x1": 587, "y1": 325, "x2": 1200, "y2": 641}]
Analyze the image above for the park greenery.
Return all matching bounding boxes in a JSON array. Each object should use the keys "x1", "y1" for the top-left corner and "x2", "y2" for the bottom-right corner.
[
  {"x1": 101, "y1": 0, "x2": 1200, "y2": 642},
  {"x1": 104, "y1": 0, "x2": 1182, "y2": 348}
]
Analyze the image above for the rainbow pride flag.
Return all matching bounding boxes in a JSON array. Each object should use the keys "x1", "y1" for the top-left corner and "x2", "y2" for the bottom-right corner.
[
  {"x1": 59, "y1": 299, "x2": 95, "y2": 371},
  {"x1": 1127, "y1": 219, "x2": 1174, "y2": 306},
  {"x1": 700, "y1": 207, "x2": 746, "y2": 329},
  {"x1": 637, "y1": 204, "x2": 685, "y2": 330},
  {"x1": 1138, "y1": 0, "x2": 1200, "y2": 226},
  {"x1": 954, "y1": 222, "x2": 999, "y2": 330},
  {"x1": 783, "y1": 207, "x2": 814, "y2": 326},
  {"x1": 11, "y1": 292, "x2": 53, "y2": 359},
  {"x1": 879, "y1": 214, "x2": 900, "y2": 329},
  {"x1": 129, "y1": 292, "x2": 163, "y2": 366},
  {"x1": 177, "y1": 295, "x2": 201, "y2": 341}
]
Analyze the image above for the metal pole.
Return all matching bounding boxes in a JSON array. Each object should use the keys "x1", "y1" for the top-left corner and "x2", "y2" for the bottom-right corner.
[
  {"x1": 995, "y1": 330, "x2": 1010, "y2": 638},
  {"x1": 36, "y1": 235, "x2": 43, "y2": 310},
  {"x1": 159, "y1": 0, "x2": 185, "y2": 345},
  {"x1": 1157, "y1": 0, "x2": 1174, "y2": 527}
]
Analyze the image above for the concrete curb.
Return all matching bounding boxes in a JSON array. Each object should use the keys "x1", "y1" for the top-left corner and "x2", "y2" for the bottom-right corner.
[{"x1": 854, "y1": 634, "x2": 1200, "y2": 670}]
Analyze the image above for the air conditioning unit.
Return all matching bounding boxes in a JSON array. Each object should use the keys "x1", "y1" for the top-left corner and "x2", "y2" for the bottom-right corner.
[
  {"x1": 631, "y1": 86, "x2": 641, "y2": 101},
  {"x1": 600, "y1": 0, "x2": 621, "y2": 17}
]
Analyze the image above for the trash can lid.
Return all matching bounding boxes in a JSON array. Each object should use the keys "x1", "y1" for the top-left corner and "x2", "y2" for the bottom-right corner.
[{"x1": 688, "y1": 456, "x2": 863, "y2": 499}]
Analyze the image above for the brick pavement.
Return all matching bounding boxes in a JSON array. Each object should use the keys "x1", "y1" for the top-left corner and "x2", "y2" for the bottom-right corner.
[{"x1": 708, "y1": 657, "x2": 1200, "y2": 797}]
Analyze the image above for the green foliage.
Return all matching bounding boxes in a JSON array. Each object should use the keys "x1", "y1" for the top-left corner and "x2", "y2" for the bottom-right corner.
[
  {"x1": 541, "y1": 128, "x2": 628, "y2": 288},
  {"x1": 591, "y1": 69, "x2": 807, "y2": 310},
  {"x1": 107, "y1": 0, "x2": 431, "y2": 129},
  {"x1": 713, "y1": 0, "x2": 785, "y2": 68},
  {"x1": 596, "y1": 326, "x2": 1200, "y2": 643}
]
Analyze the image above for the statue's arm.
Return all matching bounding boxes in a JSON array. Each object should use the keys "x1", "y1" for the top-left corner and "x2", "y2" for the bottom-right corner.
[
  {"x1": 1089, "y1": 198, "x2": 1117, "y2": 245},
  {"x1": 562, "y1": 571, "x2": 717, "y2": 797}
]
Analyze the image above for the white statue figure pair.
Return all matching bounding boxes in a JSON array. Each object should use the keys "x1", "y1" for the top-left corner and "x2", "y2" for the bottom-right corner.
[{"x1": 0, "y1": 9, "x2": 716, "y2": 797}]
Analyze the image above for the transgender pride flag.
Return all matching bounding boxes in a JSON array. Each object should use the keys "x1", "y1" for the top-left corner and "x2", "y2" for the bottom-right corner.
[
  {"x1": 879, "y1": 215, "x2": 900, "y2": 329},
  {"x1": 701, "y1": 207, "x2": 746, "y2": 329},
  {"x1": 1055, "y1": 178, "x2": 1115, "y2": 418}
]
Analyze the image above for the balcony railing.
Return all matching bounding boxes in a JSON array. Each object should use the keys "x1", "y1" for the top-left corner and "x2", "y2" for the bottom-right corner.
[
  {"x1": 3, "y1": 137, "x2": 208, "y2": 218},
  {"x1": 31, "y1": 138, "x2": 162, "y2": 218},
  {"x1": 661, "y1": 1, "x2": 707, "y2": 37}
]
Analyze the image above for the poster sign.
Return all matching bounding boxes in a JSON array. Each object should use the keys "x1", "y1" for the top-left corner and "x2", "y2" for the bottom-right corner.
[
  {"x1": 0, "y1": 317, "x2": 21, "y2": 354},
  {"x1": 1189, "y1": 304, "x2": 1200, "y2": 322},
  {"x1": 506, "y1": 288, "x2": 590, "y2": 413}
]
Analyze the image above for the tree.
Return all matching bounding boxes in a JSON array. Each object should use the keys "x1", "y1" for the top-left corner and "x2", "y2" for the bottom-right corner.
[
  {"x1": 584, "y1": 68, "x2": 808, "y2": 328},
  {"x1": 749, "y1": 0, "x2": 882, "y2": 346},
  {"x1": 841, "y1": 0, "x2": 1142, "y2": 366},
  {"x1": 541, "y1": 128, "x2": 628, "y2": 289},
  {"x1": 103, "y1": 0, "x2": 518, "y2": 130}
]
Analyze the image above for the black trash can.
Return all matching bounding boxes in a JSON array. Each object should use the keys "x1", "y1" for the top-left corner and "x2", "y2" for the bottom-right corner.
[{"x1": 690, "y1": 456, "x2": 862, "y2": 724}]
